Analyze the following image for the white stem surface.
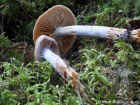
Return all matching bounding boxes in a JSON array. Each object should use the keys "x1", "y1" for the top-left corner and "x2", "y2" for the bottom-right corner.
[
  {"x1": 43, "y1": 49, "x2": 84, "y2": 93},
  {"x1": 55, "y1": 25, "x2": 140, "y2": 42},
  {"x1": 43, "y1": 49, "x2": 68, "y2": 78}
]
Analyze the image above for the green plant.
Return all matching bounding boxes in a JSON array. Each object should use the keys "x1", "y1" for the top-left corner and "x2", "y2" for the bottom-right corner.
[
  {"x1": 83, "y1": 0, "x2": 124, "y2": 26},
  {"x1": 0, "y1": 90, "x2": 18, "y2": 105},
  {"x1": 124, "y1": 0, "x2": 140, "y2": 16},
  {"x1": 83, "y1": 13, "x2": 95, "y2": 24},
  {"x1": 0, "y1": 33, "x2": 11, "y2": 47},
  {"x1": 0, "y1": 34, "x2": 24, "y2": 62}
]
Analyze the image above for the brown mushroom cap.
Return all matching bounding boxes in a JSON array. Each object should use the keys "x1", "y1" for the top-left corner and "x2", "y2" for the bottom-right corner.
[
  {"x1": 33, "y1": 5, "x2": 76, "y2": 57},
  {"x1": 34, "y1": 35, "x2": 60, "y2": 62}
]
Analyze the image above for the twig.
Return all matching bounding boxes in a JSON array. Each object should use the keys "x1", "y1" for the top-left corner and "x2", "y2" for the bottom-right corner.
[
  {"x1": 103, "y1": 61, "x2": 122, "y2": 68},
  {"x1": 76, "y1": 68, "x2": 82, "y2": 72},
  {"x1": 21, "y1": 6, "x2": 34, "y2": 19},
  {"x1": 73, "y1": 56, "x2": 82, "y2": 61},
  {"x1": 22, "y1": 45, "x2": 25, "y2": 64},
  {"x1": 107, "y1": 41, "x2": 111, "y2": 48},
  {"x1": 0, "y1": 32, "x2": 5, "y2": 37},
  {"x1": 0, "y1": 43, "x2": 25, "y2": 63},
  {"x1": 2, "y1": 15, "x2": 4, "y2": 34},
  {"x1": 81, "y1": 94, "x2": 95, "y2": 105},
  {"x1": 93, "y1": 39, "x2": 100, "y2": 49},
  {"x1": 118, "y1": 59, "x2": 129, "y2": 81},
  {"x1": 73, "y1": 52, "x2": 83, "y2": 61},
  {"x1": 116, "y1": 18, "x2": 127, "y2": 27},
  {"x1": 0, "y1": 43, "x2": 25, "y2": 50},
  {"x1": 113, "y1": 13, "x2": 124, "y2": 26},
  {"x1": 0, "y1": 4, "x2": 7, "y2": 8},
  {"x1": 2, "y1": 51, "x2": 11, "y2": 63},
  {"x1": 0, "y1": 15, "x2": 4, "y2": 34},
  {"x1": 15, "y1": 0, "x2": 34, "y2": 19},
  {"x1": 11, "y1": 35, "x2": 19, "y2": 41},
  {"x1": 11, "y1": 30, "x2": 20, "y2": 41},
  {"x1": 0, "y1": 23, "x2": 3, "y2": 33},
  {"x1": 93, "y1": 41, "x2": 98, "y2": 49},
  {"x1": 24, "y1": 42, "x2": 32, "y2": 59}
]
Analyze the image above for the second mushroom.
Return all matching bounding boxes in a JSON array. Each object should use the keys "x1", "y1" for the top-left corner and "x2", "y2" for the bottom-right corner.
[{"x1": 34, "y1": 35, "x2": 84, "y2": 94}]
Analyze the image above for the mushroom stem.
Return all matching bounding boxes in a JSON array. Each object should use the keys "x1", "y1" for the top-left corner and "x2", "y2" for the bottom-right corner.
[
  {"x1": 43, "y1": 49, "x2": 74, "y2": 78},
  {"x1": 55, "y1": 25, "x2": 140, "y2": 42},
  {"x1": 34, "y1": 35, "x2": 84, "y2": 94},
  {"x1": 43, "y1": 48, "x2": 84, "y2": 93}
]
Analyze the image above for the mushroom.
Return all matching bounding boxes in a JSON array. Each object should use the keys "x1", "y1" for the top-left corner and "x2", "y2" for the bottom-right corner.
[
  {"x1": 34, "y1": 5, "x2": 140, "y2": 46},
  {"x1": 34, "y1": 35, "x2": 84, "y2": 94},
  {"x1": 33, "y1": 5, "x2": 76, "y2": 57}
]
